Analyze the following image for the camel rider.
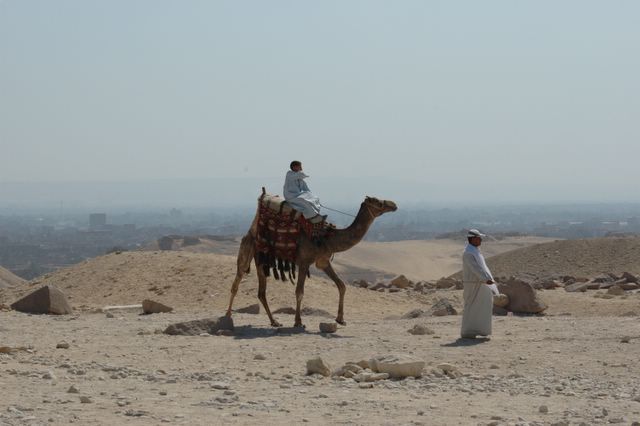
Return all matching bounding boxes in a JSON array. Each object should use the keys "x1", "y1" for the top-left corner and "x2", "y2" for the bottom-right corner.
[{"x1": 283, "y1": 161, "x2": 326, "y2": 224}]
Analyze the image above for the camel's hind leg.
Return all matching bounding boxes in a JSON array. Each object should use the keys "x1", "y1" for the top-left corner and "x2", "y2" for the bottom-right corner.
[
  {"x1": 322, "y1": 263, "x2": 347, "y2": 326},
  {"x1": 225, "y1": 234, "x2": 254, "y2": 317},
  {"x1": 294, "y1": 263, "x2": 310, "y2": 328},
  {"x1": 256, "y1": 264, "x2": 282, "y2": 327}
]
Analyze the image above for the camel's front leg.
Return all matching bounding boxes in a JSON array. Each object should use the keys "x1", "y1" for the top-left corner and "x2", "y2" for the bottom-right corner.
[
  {"x1": 294, "y1": 264, "x2": 310, "y2": 328},
  {"x1": 321, "y1": 263, "x2": 347, "y2": 326},
  {"x1": 226, "y1": 234, "x2": 254, "y2": 317}
]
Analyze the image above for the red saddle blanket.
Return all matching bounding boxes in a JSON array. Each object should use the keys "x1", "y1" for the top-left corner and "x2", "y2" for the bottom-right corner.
[{"x1": 255, "y1": 193, "x2": 333, "y2": 281}]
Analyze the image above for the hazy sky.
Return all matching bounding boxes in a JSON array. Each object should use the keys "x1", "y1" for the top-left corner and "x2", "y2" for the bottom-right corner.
[{"x1": 2, "y1": 1, "x2": 639, "y2": 205}]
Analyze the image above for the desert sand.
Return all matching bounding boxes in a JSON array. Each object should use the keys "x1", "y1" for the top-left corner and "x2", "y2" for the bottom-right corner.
[{"x1": 1, "y1": 239, "x2": 640, "y2": 425}]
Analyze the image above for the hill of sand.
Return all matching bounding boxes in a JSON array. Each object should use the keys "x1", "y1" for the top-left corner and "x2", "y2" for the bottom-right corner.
[
  {"x1": 0, "y1": 251, "x2": 426, "y2": 319},
  {"x1": 0, "y1": 265, "x2": 25, "y2": 289},
  {"x1": 167, "y1": 235, "x2": 554, "y2": 283},
  {"x1": 470, "y1": 236, "x2": 640, "y2": 279}
]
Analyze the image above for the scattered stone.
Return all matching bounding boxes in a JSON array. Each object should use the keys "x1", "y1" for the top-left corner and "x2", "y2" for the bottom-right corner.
[
  {"x1": 10, "y1": 285, "x2": 73, "y2": 315},
  {"x1": 42, "y1": 371, "x2": 56, "y2": 380},
  {"x1": 607, "y1": 286, "x2": 625, "y2": 296},
  {"x1": 67, "y1": 385, "x2": 79, "y2": 394},
  {"x1": 358, "y1": 382, "x2": 374, "y2": 389},
  {"x1": 493, "y1": 294, "x2": 509, "y2": 308},
  {"x1": 564, "y1": 282, "x2": 590, "y2": 292},
  {"x1": 56, "y1": 342, "x2": 70, "y2": 349},
  {"x1": 436, "y1": 363, "x2": 461, "y2": 378},
  {"x1": 124, "y1": 409, "x2": 148, "y2": 417},
  {"x1": 407, "y1": 324, "x2": 434, "y2": 335},
  {"x1": 369, "y1": 354, "x2": 425, "y2": 378},
  {"x1": 319, "y1": 323, "x2": 337, "y2": 333},
  {"x1": 370, "y1": 282, "x2": 389, "y2": 291},
  {"x1": 497, "y1": 278, "x2": 547, "y2": 314},
  {"x1": 539, "y1": 405, "x2": 549, "y2": 414},
  {"x1": 353, "y1": 372, "x2": 389, "y2": 382},
  {"x1": 254, "y1": 354, "x2": 266, "y2": 360},
  {"x1": 621, "y1": 336, "x2": 631, "y2": 343},
  {"x1": 306, "y1": 357, "x2": 331, "y2": 377},
  {"x1": 429, "y1": 298, "x2": 457, "y2": 316},
  {"x1": 622, "y1": 272, "x2": 638, "y2": 283},
  {"x1": 401, "y1": 309, "x2": 427, "y2": 319},
  {"x1": 79, "y1": 396, "x2": 92, "y2": 404},
  {"x1": 164, "y1": 316, "x2": 234, "y2": 336},
  {"x1": 142, "y1": 299, "x2": 173, "y2": 315},
  {"x1": 435, "y1": 277, "x2": 459, "y2": 289},
  {"x1": 390, "y1": 275, "x2": 412, "y2": 289},
  {"x1": 235, "y1": 304, "x2": 260, "y2": 314},
  {"x1": 352, "y1": 279, "x2": 371, "y2": 288}
]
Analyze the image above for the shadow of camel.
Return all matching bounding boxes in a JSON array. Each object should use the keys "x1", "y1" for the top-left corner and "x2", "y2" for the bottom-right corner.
[
  {"x1": 232, "y1": 325, "x2": 353, "y2": 340},
  {"x1": 441, "y1": 337, "x2": 491, "y2": 347}
]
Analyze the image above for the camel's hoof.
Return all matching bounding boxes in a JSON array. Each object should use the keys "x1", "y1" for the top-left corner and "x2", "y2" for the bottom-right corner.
[
  {"x1": 294, "y1": 323, "x2": 306, "y2": 329},
  {"x1": 271, "y1": 321, "x2": 283, "y2": 327},
  {"x1": 336, "y1": 319, "x2": 346, "y2": 326}
]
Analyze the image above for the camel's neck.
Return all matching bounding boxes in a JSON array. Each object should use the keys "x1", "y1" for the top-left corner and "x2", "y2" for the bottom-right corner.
[{"x1": 325, "y1": 204, "x2": 375, "y2": 253}]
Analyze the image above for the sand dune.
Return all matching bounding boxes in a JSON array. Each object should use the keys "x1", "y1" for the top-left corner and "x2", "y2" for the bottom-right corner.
[
  {"x1": 475, "y1": 236, "x2": 640, "y2": 279},
  {"x1": 0, "y1": 266, "x2": 25, "y2": 289}
]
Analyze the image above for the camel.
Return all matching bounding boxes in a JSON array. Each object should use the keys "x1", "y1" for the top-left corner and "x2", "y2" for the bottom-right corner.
[{"x1": 225, "y1": 195, "x2": 398, "y2": 328}]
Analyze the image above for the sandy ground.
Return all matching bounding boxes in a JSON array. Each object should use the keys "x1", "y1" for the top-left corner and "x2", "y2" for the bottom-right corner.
[
  {"x1": 1, "y1": 304, "x2": 639, "y2": 426},
  {"x1": 2, "y1": 243, "x2": 640, "y2": 425}
]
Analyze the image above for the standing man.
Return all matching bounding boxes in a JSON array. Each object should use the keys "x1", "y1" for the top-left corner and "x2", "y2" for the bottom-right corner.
[
  {"x1": 283, "y1": 161, "x2": 326, "y2": 223},
  {"x1": 460, "y1": 229, "x2": 496, "y2": 339}
]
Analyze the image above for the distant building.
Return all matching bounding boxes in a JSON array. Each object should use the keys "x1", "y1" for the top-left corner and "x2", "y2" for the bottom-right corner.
[{"x1": 89, "y1": 213, "x2": 107, "y2": 229}]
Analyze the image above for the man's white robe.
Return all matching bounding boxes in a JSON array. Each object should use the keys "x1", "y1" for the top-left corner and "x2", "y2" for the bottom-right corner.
[
  {"x1": 283, "y1": 171, "x2": 321, "y2": 219},
  {"x1": 461, "y1": 244, "x2": 495, "y2": 338}
]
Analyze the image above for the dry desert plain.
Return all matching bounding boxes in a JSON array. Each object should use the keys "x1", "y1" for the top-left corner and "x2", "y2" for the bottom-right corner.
[{"x1": 1, "y1": 236, "x2": 640, "y2": 426}]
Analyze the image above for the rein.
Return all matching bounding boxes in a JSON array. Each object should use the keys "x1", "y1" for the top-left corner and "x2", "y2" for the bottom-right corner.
[{"x1": 320, "y1": 203, "x2": 357, "y2": 218}]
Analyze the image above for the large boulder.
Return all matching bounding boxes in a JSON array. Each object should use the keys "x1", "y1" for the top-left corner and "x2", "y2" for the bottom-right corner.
[
  {"x1": 306, "y1": 357, "x2": 331, "y2": 377},
  {"x1": 11, "y1": 285, "x2": 72, "y2": 315},
  {"x1": 369, "y1": 354, "x2": 425, "y2": 378},
  {"x1": 142, "y1": 299, "x2": 173, "y2": 314},
  {"x1": 497, "y1": 278, "x2": 547, "y2": 314},
  {"x1": 164, "y1": 316, "x2": 234, "y2": 336},
  {"x1": 390, "y1": 275, "x2": 412, "y2": 289}
]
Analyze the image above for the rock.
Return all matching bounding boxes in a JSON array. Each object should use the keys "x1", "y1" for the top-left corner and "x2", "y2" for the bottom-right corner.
[
  {"x1": 534, "y1": 279, "x2": 562, "y2": 290},
  {"x1": 401, "y1": 309, "x2": 427, "y2": 319},
  {"x1": 306, "y1": 357, "x2": 331, "y2": 377},
  {"x1": 42, "y1": 371, "x2": 56, "y2": 380},
  {"x1": 436, "y1": 363, "x2": 461, "y2": 378},
  {"x1": 435, "y1": 277, "x2": 459, "y2": 289},
  {"x1": 369, "y1": 354, "x2": 425, "y2": 378},
  {"x1": 390, "y1": 275, "x2": 412, "y2": 289},
  {"x1": 67, "y1": 385, "x2": 80, "y2": 394},
  {"x1": 497, "y1": 278, "x2": 547, "y2": 314},
  {"x1": 407, "y1": 324, "x2": 434, "y2": 335},
  {"x1": 142, "y1": 299, "x2": 173, "y2": 314},
  {"x1": 493, "y1": 294, "x2": 509, "y2": 308},
  {"x1": 564, "y1": 282, "x2": 590, "y2": 292},
  {"x1": 616, "y1": 281, "x2": 640, "y2": 291},
  {"x1": 621, "y1": 336, "x2": 631, "y2": 343},
  {"x1": 235, "y1": 304, "x2": 260, "y2": 314},
  {"x1": 370, "y1": 282, "x2": 389, "y2": 291},
  {"x1": 56, "y1": 341, "x2": 70, "y2": 349},
  {"x1": 539, "y1": 405, "x2": 549, "y2": 414},
  {"x1": 607, "y1": 285, "x2": 625, "y2": 296},
  {"x1": 163, "y1": 316, "x2": 234, "y2": 336},
  {"x1": 79, "y1": 396, "x2": 92, "y2": 403},
  {"x1": 352, "y1": 279, "x2": 371, "y2": 288},
  {"x1": 319, "y1": 323, "x2": 337, "y2": 333},
  {"x1": 622, "y1": 271, "x2": 638, "y2": 283},
  {"x1": 591, "y1": 274, "x2": 614, "y2": 284},
  {"x1": 10, "y1": 285, "x2": 73, "y2": 315},
  {"x1": 353, "y1": 372, "x2": 389, "y2": 382},
  {"x1": 429, "y1": 298, "x2": 457, "y2": 316}
]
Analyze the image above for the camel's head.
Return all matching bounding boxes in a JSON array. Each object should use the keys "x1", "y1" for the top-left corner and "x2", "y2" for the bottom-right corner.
[{"x1": 363, "y1": 196, "x2": 398, "y2": 217}]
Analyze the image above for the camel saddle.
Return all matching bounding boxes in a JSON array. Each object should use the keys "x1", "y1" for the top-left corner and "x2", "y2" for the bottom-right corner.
[{"x1": 256, "y1": 190, "x2": 333, "y2": 282}]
